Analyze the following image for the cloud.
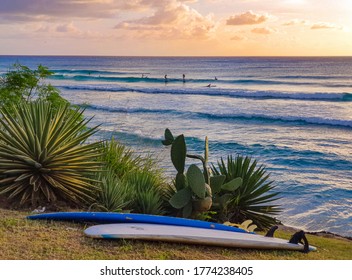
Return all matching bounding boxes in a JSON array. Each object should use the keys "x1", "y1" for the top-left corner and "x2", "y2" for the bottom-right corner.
[
  {"x1": 283, "y1": 19, "x2": 307, "y2": 26},
  {"x1": 0, "y1": 0, "x2": 162, "y2": 23},
  {"x1": 115, "y1": 1, "x2": 216, "y2": 40},
  {"x1": 226, "y1": 11, "x2": 269, "y2": 25},
  {"x1": 251, "y1": 27, "x2": 275, "y2": 34},
  {"x1": 56, "y1": 22, "x2": 80, "y2": 33},
  {"x1": 230, "y1": 35, "x2": 246, "y2": 41},
  {"x1": 0, "y1": 0, "x2": 215, "y2": 40},
  {"x1": 310, "y1": 22, "x2": 342, "y2": 30}
]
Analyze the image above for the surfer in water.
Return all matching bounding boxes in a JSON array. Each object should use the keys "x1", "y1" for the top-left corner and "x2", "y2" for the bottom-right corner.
[
  {"x1": 182, "y1": 74, "x2": 186, "y2": 83},
  {"x1": 206, "y1": 84, "x2": 216, "y2": 87},
  {"x1": 164, "y1": 74, "x2": 168, "y2": 83},
  {"x1": 215, "y1": 76, "x2": 218, "y2": 80}
]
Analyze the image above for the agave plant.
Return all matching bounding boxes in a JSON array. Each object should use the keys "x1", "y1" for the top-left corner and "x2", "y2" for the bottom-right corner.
[
  {"x1": 0, "y1": 100, "x2": 101, "y2": 207},
  {"x1": 211, "y1": 155, "x2": 281, "y2": 229}
]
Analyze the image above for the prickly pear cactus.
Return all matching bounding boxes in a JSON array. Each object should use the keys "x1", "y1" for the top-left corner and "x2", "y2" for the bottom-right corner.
[
  {"x1": 162, "y1": 128, "x2": 243, "y2": 219},
  {"x1": 162, "y1": 129, "x2": 212, "y2": 218}
]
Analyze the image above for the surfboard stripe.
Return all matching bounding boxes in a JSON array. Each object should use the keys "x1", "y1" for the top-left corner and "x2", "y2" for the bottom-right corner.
[{"x1": 27, "y1": 212, "x2": 251, "y2": 234}]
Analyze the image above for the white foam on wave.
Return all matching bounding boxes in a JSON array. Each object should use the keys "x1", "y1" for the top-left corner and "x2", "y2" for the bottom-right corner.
[
  {"x1": 83, "y1": 103, "x2": 352, "y2": 129},
  {"x1": 61, "y1": 84, "x2": 351, "y2": 102}
]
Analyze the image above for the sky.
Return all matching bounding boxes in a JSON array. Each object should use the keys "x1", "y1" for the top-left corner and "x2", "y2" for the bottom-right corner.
[{"x1": 0, "y1": 0, "x2": 351, "y2": 56}]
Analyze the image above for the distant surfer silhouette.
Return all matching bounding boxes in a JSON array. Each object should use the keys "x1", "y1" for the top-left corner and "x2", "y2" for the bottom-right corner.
[
  {"x1": 164, "y1": 74, "x2": 168, "y2": 83},
  {"x1": 182, "y1": 74, "x2": 186, "y2": 83},
  {"x1": 206, "y1": 84, "x2": 216, "y2": 87},
  {"x1": 215, "y1": 76, "x2": 218, "y2": 80}
]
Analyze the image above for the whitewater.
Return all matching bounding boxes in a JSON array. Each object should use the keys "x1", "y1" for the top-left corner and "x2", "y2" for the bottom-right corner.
[{"x1": 0, "y1": 56, "x2": 351, "y2": 237}]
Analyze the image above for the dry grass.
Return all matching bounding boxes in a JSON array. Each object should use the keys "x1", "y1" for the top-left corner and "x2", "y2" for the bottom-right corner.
[{"x1": 0, "y1": 208, "x2": 351, "y2": 260}]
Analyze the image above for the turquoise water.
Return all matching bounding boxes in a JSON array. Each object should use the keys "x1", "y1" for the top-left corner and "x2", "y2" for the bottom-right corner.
[{"x1": 1, "y1": 56, "x2": 351, "y2": 236}]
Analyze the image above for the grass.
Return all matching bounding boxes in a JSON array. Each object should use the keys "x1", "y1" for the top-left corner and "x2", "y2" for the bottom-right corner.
[{"x1": 0, "y1": 208, "x2": 351, "y2": 260}]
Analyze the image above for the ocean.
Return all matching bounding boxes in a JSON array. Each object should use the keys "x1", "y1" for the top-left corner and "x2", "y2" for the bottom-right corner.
[{"x1": 0, "y1": 56, "x2": 351, "y2": 237}]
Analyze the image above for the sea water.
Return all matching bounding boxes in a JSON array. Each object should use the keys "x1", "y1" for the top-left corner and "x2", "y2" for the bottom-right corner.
[{"x1": 1, "y1": 56, "x2": 351, "y2": 237}]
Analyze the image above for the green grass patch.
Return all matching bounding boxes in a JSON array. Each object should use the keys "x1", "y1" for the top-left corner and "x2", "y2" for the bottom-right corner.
[{"x1": 0, "y1": 208, "x2": 351, "y2": 260}]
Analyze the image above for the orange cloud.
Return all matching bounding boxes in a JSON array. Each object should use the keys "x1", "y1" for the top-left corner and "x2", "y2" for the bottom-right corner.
[
  {"x1": 230, "y1": 35, "x2": 246, "y2": 40},
  {"x1": 251, "y1": 27, "x2": 275, "y2": 34},
  {"x1": 115, "y1": 0, "x2": 215, "y2": 39},
  {"x1": 311, "y1": 22, "x2": 342, "y2": 30},
  {"x1": 226, "y1": 11, "x2": 268, "y2": 25},
  {"x1": 283, "y1": 19, "x2": 307, "y2": 26}
]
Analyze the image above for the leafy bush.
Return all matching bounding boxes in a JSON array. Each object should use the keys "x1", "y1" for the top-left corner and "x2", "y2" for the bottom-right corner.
[
  {"x1": 97, "y1": 139, "x2": 171, "y2": 215},
  {"x1": 123, "y1": 171, "x2": 166, "y2": 215},
  {"x1": 0, "y1": 101, "x2": 101, "y2": 207},
  {"x1": 0, "y1": 63, "x2": 80, "y2": 120},
  {"x1": 211, "y1": 155, "x2": 281, "y2": 229},
  {"x1": 99, "y1": 139, "x2": 156, "y2": 178},
  {"x1": 90, "y1": 168, "x2": 130, "y2": 212}
]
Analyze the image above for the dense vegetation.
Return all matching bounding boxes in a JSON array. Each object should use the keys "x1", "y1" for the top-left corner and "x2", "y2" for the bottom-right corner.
[
  {"x1": 162, "y1": 129, "x2": 281, "y2": 229},
  {"x1": 91, "y1": 139, "x2": 172, "y2": 215},
  {"x1": 0, "y1": 63, "x2": 281, "y2": 231},
  {"x1": 0, "y1": 64, "x2": 69, "y2": 112}
]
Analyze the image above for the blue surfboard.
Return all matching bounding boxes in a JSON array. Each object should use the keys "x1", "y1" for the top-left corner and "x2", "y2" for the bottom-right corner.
[{"x1": 27, "y1": 212, "x2": 251, "y2": 234}]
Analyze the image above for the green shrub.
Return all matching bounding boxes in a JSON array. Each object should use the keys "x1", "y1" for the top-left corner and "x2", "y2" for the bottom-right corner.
[
  {"x1": 97, "y1": 139, "x2": 172, "y2": 215},
  {"x1": 0, "y1": 63, "x2": 81, "y2": 124},
  {"x1": 122, "y1": 171, "x2": 165, "y2": 215},
  {"x1": 211, "y1": 155, "x2": 281, "y2": 229},
  {"x1": 90, "y1": 168, "x2": 130, "y2": 212},
  {"x1": 0, "y1": 100, "x2": 101, "y2": 207}
]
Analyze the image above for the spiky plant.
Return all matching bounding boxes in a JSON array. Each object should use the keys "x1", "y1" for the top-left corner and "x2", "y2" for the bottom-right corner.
[
  {"x1": 97, "y1": 138, "x2": 172, "y2": 215},
  {"x1": 123, "y1": 171, "x2": 166, "y2": 215},
  {"x1": 90, "y1": 168, "x2": 130, "y2": 212},
  {"x1": 99, "y1": 139, "x2": 160, "y2": 179},
  {"x1": 0, "y1": 100, "x2": 101, "y2": 207},
  {"x1": 211, "y1": 155, "x2": 281, "y2": 229}
]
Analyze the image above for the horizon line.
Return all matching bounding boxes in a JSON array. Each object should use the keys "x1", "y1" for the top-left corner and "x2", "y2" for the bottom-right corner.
[{"x1": 1, "y1": 54, "x2": 352, "y2": 58}]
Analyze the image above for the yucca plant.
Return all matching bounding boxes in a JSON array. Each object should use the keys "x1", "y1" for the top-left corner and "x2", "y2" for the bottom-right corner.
[
  {"x1": 0, "y1": 100, "x2": 101, "y2": 207},
  {"x1": 211, "y1": 155, "x2": 281, "y2": 229},
  {"x1": 90, "y1": 168, "x2": 130, "y2": 212}
]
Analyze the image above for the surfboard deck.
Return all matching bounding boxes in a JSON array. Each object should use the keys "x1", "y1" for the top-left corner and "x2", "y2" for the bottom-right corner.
[
  {"x1": 84, "y1": 223, "x2": 317, "y2": 251},
  {"x1": 27, "y1": 212, "x2": 250, "y2": 234}
]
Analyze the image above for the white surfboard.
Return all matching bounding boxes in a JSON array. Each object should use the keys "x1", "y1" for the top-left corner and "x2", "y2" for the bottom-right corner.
[{"x1": 84, "y1": 223, "x2": 316, "y2": 252}]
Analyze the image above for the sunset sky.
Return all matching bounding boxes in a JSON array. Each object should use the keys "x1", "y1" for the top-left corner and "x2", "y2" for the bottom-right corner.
[{"x1": 1, "y1": 0, "x2": 351, "y2": 56}]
